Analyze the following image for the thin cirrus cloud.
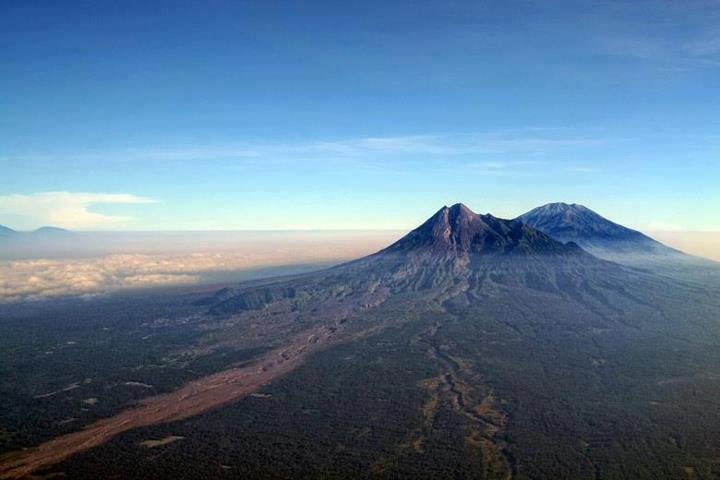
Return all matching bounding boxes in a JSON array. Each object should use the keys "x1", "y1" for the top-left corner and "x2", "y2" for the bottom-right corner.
[
  {"x1": 0, "y1": 192, "x2": 156, "y2": 230},
  {"x1": 5, "y1": 130, "x2": 615, "y2": 165},
  {"x1": 683, "y1": 34, "x2": 720, "y2": 57},
  {"x1": 464, "y1": 160, "x2": 540, "y2": 176},
  {"x1": 267, "y1": 132, "x2": 610, "y2": 158},
  {"x1": 596, "y1": 29, "x2": 720, "y2": 68}
]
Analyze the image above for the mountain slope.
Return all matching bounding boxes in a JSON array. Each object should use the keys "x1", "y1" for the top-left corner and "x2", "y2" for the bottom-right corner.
[
  {"x1": 382, "y1": 203, "x2": 582, "y2": 257},
  {"x1": 516, "y1": 202, "x2": 720, "y2": 284},
  {"x1": 516, "y1": 202, "x2": 676, "y2": 254},
  {"x1": 181, "y1": 205, "x2": 720, "y2": 480},
  {"x1": 0, "y1": 225, "x2": 17, "y2": 236},
  {"x1": 208, "y1": 203, "x2": 645, "y2": 318},
  {"x1": 3, "y1": 204, "x2": 720, "y2": 480}
]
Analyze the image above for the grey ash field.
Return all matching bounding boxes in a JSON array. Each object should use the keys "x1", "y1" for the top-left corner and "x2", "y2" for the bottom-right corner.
[{"x1": 1, "y1": 203, "x2": 720, "y2": 479}]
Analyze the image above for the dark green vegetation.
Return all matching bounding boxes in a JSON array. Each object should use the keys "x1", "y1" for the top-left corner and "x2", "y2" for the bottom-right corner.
[
  {"x1": 0, "y1": 290, "x2": 267, "y2": 454},
  {"x1": 2, "y1": 203, "x2": 720, "y2": 479}
]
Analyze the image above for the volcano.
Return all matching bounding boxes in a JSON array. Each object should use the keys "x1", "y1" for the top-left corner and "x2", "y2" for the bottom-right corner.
[
  {"x1": 209, "y1": 203, "x2": 629, "y2": 316},
  {"x1": 2, "y1": 204, "x2": 720, "y2": 480},
  {"x1": 516, "y1": 202, "x2": 677, "y2": 254},
  {"x1": 381, "y1": 203, "x2": 582, "y2": 257},
  {"x1": 516, "y1": 202, "x2": 720, "y2": 283}
]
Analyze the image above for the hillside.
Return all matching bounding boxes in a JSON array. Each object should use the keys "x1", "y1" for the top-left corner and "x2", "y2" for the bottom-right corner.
[{"x1": 1, "y1": 204, "x2": 719, "y2": 480}]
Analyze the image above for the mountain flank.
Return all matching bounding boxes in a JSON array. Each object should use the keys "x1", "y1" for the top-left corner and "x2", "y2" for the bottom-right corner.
[
  {"x1": 382, "y1": 203, "x2": 584, "y2": 258},
  {"x1": 2, "y1": 203, "x2": 719, "y2": 479},
  {"x1": 517, "y1": 202, "x2": 680, "y2": 255}
]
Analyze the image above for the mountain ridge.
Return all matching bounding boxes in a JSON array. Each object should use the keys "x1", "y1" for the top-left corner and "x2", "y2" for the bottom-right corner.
[
  {"x1": 208, "y1": 203, "x2": 627, "y2": 315},
  {"x1": 381, "y1": 203, "x2": 587, "y2": 258},
  {"x1": 0, "y1": 225, "x2": 71, "y2": 236}
]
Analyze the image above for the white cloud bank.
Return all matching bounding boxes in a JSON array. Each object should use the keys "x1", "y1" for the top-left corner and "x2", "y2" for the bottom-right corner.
[
  {"x1": 0, "y1": 253, "x2": 262, "y2": 302},
  {"x1": 0, "y1": 231, "x2": 399, "y2": 302},
  {"x1": 0, "y1": 192, "x2": 156, "y2": 229}
]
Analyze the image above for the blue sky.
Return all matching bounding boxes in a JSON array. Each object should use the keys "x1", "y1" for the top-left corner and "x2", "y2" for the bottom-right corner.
[{"x1": 1, "y1": 0, "x2": 719, "y2": 231}]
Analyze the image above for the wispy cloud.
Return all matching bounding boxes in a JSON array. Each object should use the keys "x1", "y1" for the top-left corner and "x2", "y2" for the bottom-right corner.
[
  {"x1": 0, "y1": 192, "x2": 156, "y2": 229},
  {"x1": 596, "y1": 28, "x2": 720, "y2": 69},
  {"x1": 463, "y1": 160, "x2": 540, "y2": 176},
  {"x1": 682, "y1": 27, "x2": 720, "y2": 57},
  {"x1": 565, "y1": 165, "x2": 598, "y2": 173},
  {"x1": 3, "y1": 129, "x2": 617, "y2": 167},
  {"x1": 333, "y1": 132, "x2": 609, "y2": 157},
  {"x1": 599, "y1": 35, "x2": 668, "y2": 60}
]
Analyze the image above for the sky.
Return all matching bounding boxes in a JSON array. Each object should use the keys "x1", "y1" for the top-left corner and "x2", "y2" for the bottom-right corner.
[{"x1": 2, "y1": 0, "x2": 719, "y2": 232}]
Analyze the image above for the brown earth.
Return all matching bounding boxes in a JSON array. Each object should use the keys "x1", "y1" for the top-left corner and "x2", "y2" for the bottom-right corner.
[{"x1": 0, "y1": 325, "x2": 339, "y2": 479}]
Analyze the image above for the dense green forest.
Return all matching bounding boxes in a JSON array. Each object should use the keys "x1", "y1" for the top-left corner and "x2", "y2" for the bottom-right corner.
[{"x1": 2, "y1": 282, "x2": 718, "y2": 479}]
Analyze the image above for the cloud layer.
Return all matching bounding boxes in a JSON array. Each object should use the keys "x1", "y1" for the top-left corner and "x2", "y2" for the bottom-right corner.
[
  {"x1": 0, "y1": 253, "x2": 277, "y2": 302},
  {"x1": 2, "y1": 227, "x2": 719, "y2": 303},
  {"x1": 0, "y1": 192, "x2": 155, "y2": 229},
  {"x1": 0, "y1": 231, "x2": 399, "y2": 302}
]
